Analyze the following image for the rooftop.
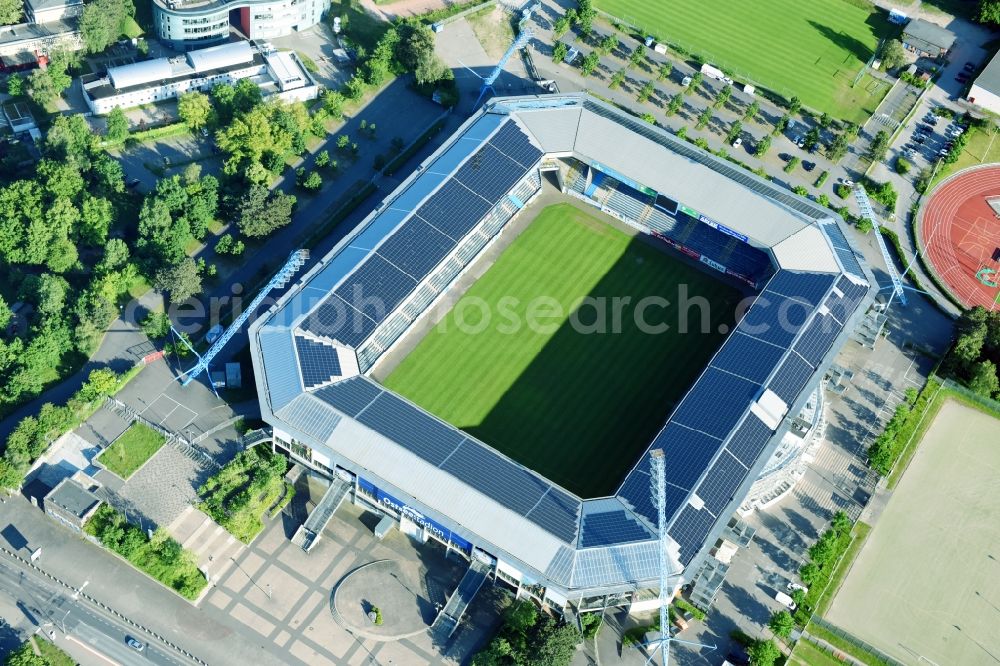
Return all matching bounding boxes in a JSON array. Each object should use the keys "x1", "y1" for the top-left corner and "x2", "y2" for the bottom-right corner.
[
  {"x1": 26, "y1": 0, "x2": 82, "y2": 12},
  {"x1": 0, "y1": 17, "x2": 78, "y2": 46},
  {"x1": 45, "y1": 476, "x2": 100, "y2": 518},
  {"x1": 973, "y1": 50, "x2": 1000, "y2": 96},
  {"x1": 903, "y1": 18, "x2": 955, "y2": 51}
]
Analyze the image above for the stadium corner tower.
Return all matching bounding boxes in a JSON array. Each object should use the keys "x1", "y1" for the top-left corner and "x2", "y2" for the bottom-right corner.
[{"x1": 249, "y1": 94, "x2": 875, "y2": 612}]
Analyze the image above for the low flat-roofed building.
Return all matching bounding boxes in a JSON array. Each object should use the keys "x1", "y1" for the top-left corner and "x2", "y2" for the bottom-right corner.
[
  {"x1": 44, "y1": 472, "x2": 102, "y2": 531},
  {"x1": 967, "y1": 51, "x2": 1000, "y2": 115},
  {"x1": 0, "y1": 17, "x2": 80, "y2": 59},
  {"x1": 26, "y1": 0, "x2": 83, "y2": 24},
  {"x1": 902, "y1": 18, "x2": 955, "y2": 59},
  {"x1": 80, "y1": 40, "x2": 318, "y2": 114}
]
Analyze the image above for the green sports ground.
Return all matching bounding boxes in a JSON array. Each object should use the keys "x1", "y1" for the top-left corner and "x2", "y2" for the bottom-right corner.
[
  {"x1": 384, "y1": 204, "x2": 740, "y2": 498},
  {"x1": 596, "y1": 0, "x2": 895, "y2": 122}
]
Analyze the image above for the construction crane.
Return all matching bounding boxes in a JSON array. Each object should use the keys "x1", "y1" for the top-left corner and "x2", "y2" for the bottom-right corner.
[
  {"x1": 179, "y1": 249, "x2": 309, "y2": 389},
  {"x1": 853, "y1": 184, "x2": 907, "y2": 306},
  {"x1": 644, "y1": 450, "x2": 715, "y2": 666}
]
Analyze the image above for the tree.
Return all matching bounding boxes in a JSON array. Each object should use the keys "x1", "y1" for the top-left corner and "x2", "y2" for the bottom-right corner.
[
  {"x1": 880, "y1": 39, "x2": 906, "y2": 71},
  {"x1": 819, "y1": 112, "x2": 833, "y2": 129},
  {"x1": 0, "y1": 294, "x2": 10, "y2": 331},
  {"x1": 744, "y1": 100, "x2": 760, "y2": 121},
  {"x1": 628, "y1": 47, "x2": 644, "y2": 69},
  {"x1": 0, "y1": 0, "x2": 21, "y2": 25},
  {"x1": 609, "y1": 69, "x2": 626, "y2": 89},
  {"x1": 29, "y1": 49, "x2": 77, "y2": 106},
  {"x1": 809, "y1": 529, "x2": 839, "y2": 565},
  {"x1": 553, "y1": 14, "x2": 571, "y2": 37},
  {"x1": 599, "y1": 34, "x2": 616, "y2": 55},
  {"x1": 80, "y1": 0, "x2": 134, "y2": 54},
  {"x1": 178, "y1": 91, "x2": 212, "y2": 130},
  {"x1": 979, "y1": 0, "x2": 1000, "y2": 23},
  {"x1": 867, "y1": 130, "x2": 890, "y2": 162},
  {"x1": 552, "y1": 42, "x2": 568, "y2": 64},
  {"x1": 236, "y1": 185, "x2": 296, "y2": 238},
  {"x1": 657, "y1": 62, "x2": 672, "y2": 81},
  {"x1": 141, "y1": 311, "x2": 171, "y2": 339},
  {"x1": 773, "y1": 113, "x2": 790, "y2": 136},
  {"x1": 804, "y1": 126, "x2": 821, "y2": 151},
  {"x1": 155, "y1": 258, "x2": 202, "y2": 303},
  {"x1": 580, "y1": 52, "x2": 600, "y2": 76},
  {"x1": 969, "y1": 359, "x2": 999, "y2": 398},
  {"x1": 714, "y1": 83, "x2": 733, "y2": 109},
  {"x1": 105, "y1": 106, "x2": 129, "y2": 142},
  {"x1": 637, "y1": 80, "x2": 655, "y2": 103},
  {"x1": 688, "y1": 71, "x2": 703, "y2": 93},
  {"x1": 768, "y1": 610, "x2": 794, "y2": 638},
  {"x1": 827, "y1": 133, "x2": 850, "y2": 162},
  {"x1": 397, "y1": 24, "x2": 447, "y2": 84},
  {"x1": 6, "y1": 72, "x2": 22, "y2": 96},
  {"x1": 747, "y1": 639, "x2": 781, "y2": 666},
  {"x1": 665, "y1": 93, "x2": 683, "y2": 117},
  {"x1": 787, "y1": 96, "x2": 801, "y2": 115},
  {"x1": 576, "y1": 0, "x2": 595, "y2": 34},
  {"x1": 696, "y1": 107, "x2": 712, "y2": 129},
  {"x1": 4, "y1": 641, "x2": 47, "y2": 666},
  {"x1": 756, "y1": 135, "x2": 772, "y2": 156},
  {"x1": 799, "y1": 562, "x2": 819, "y2": 586},
  {"x1": 726, "y1": 121, "x2": 742, "y2": 144}
]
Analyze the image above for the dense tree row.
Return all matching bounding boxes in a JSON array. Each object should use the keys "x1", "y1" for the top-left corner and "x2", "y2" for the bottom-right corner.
[
  {"x1": 472, "y1": 599, "x2": 580, "y2": 666},
  {"x1": 946, "y1": 306, "x2": 1000, "y2": 399},
  {"x1": 0, "y1": 116, "x2": 138, "y2": 412}
]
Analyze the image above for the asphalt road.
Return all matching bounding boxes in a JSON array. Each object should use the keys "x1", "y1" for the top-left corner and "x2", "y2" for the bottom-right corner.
[{"x1": 0, "y1": 556, "x2": 185, "y2": 666}]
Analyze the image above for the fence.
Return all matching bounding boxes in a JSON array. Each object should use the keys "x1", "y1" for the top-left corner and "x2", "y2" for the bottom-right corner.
[
  {"x1": 938, "y1": 375, "x2": 1000, "y2": 416},
  {"x1": 809, "y1": 617, "x2": 905, "y2": 666}
]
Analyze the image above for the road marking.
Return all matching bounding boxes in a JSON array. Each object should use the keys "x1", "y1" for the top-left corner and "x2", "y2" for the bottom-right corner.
[{"x1": 66, "y1": 635, "x2": 123, "y2": 666}]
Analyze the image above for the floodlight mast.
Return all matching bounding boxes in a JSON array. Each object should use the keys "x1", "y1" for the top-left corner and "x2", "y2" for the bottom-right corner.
[
  {"x1": 644, "y1": 449, "x2": 715, "y2": 666},
  {"x1": 853, "y1": 185, "x2": 907, "y2": 306}
]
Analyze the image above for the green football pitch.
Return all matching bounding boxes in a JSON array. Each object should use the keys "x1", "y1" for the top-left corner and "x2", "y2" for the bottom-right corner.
[
  {"x1": 596, "y1": 0, "x2": 894, "y2": 122},
  {"x1": 384, "y1": 204, "x2": 740, "y2": 498}
]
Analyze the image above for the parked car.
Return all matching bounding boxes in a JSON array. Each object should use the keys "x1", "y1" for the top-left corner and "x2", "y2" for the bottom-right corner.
[
  {"x1": 126, "y1": 178, "x2": 141, "y2": 188},
  {"x1": 965, "y1": 62, "x2": 977, "y2": 72},
  {"x1": 802, "y1": 160, "x2": 816, "y2": 171},
  {"x1": 787, "y1": 582, "x2": 809, "y2": 593},
  {"x1": 793, "y1": 136, "x2": 805, "y2": 148},
  {"x1": 126, "y1": 637, "x2": 145, "y2": 652},
  {"x1": 732, "y1": 136, "x2": 743, "y2": 147},
  {"x1": 840, "y1": 178, "x2": 854, "y2": 187},
  {"x1": 775, "y1": 591, "x2": 797, "y2": 611}
]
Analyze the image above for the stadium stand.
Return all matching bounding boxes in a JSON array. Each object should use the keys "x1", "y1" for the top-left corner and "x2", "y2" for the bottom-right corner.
[{"x1": 250, "y1": 94, "x2": 874, "y2": 611}]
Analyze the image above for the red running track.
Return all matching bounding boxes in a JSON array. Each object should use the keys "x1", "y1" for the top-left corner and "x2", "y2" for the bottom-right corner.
[{"x1": 920, "y1": 165, "x2": 1000, "y2": 310}]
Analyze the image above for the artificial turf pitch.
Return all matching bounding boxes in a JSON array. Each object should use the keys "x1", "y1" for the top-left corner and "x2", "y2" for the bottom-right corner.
[
  {"x1": 595, "y1": 0, "x2": 893, "y2": 122},
  {"x1": 384, "y1": 204, "x2": 740, "y2": 498}
]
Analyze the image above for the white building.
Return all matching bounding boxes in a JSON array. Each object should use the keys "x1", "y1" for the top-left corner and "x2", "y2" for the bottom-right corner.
[
  {"x1": 25, "y1": 0, "x2": 82, "y2": 24},
  {"x1": 967, "y1": 51, "x2": 1000, "y2": 116},
  {"x1": 153, "y1": 0, "x2": 327, "y2": 50},
  {"x1": 80, "y1": 40, "x2": 318, "y2": 115}
]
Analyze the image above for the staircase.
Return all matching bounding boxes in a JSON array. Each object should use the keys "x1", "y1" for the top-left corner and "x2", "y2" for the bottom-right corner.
[
  {"x1": 291, "y1": 476, "x2": 351, "y2": 552},
  {"x1": 431, "y1": 559, "x2": 492, "y2": 640}
]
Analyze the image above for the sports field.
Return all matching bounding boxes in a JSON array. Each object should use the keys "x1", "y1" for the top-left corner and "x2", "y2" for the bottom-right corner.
[
  {"x1": 596, "y1": 0, "x2": 893, "y2": 122},
  {"x1": 825, "y1": 399, "x2": 1000, "y2": 665},
  {"x1": 384, "y1": 204, "x2": 740, "y2": 498}
]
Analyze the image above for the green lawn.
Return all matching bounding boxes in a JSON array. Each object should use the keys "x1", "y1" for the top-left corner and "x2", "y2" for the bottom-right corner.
[
  {"x1": 932, "y1": 126, "x2": 1000, "y2": 185},
  {"x1": 97, "y1": 423, "x2": 166, "y2": 479},
  {"x1": 384, "y1": 204, "x2": 740, "y2": 497},
  {"x1": 596, "y1": 0, "x2": 895, "y2": 122},
  {"x1": 789, "y1": 637, "x2": 853, "y2": 666}
]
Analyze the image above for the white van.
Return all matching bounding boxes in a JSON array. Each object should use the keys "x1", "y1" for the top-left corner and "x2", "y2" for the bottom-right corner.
[{"x1": 775, "y1": 591, "x2": 797, "y2": 610}]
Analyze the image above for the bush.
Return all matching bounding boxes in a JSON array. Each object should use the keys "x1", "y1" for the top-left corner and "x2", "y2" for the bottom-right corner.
[
  {"x1": 814, "y1": 170, "x2": 829, "y2": 187},
  {"x1": 835, "y1": 183, "x2": 851, "y2": 198},
  {"x1": 141, "y1": 311, "x2": 171, "y2": 339},
  {"x1": 863, "y1": 178, "x2": 897, "y2": 209},
  {"x1": 783, "y1": 156, "x2": 800, "y2": 173},
  {"x1": 793, "y1": 185, "x2": 808, "y2": 196},
  {"x1": 895, "y1": 156, "x2": 911, "y2": 175},
  {"x1": 867, "y1": 380, "x2": 937, "y2": 476},
  {"x1": 85, "y1": 504, "x2": 206, "y2": 599}
]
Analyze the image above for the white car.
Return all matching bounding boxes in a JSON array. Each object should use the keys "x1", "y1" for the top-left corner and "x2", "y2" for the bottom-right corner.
[
  {"x1": 787, "y1": 582, "x2": 808, "y2": 593},
  {"x1": 732, "y1": 136, "x2": 743, "y2": 147},
  {"x1": 723, "y1": 76, "x2": 734, "y2": 85},
  {"x1": 775, "y1": 591, "x2": 797, "y2": 611}
]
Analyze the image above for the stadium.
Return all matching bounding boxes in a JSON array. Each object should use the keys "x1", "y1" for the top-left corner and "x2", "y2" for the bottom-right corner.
[{"x1": 248, "y1": 93, "x2": 874, "y2": 615}]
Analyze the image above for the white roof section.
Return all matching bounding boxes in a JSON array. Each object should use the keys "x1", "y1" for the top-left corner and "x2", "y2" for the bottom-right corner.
[
  {"x1": 108, "y1": 58, "x2": 173, "y2": 89},
  {"x1": 264, "y1": 51, "x2": 307, "y2": 90},
  {"x1": 771, "y1": 225, "x2": 841, "y2": 272},
  {"x1": 186, "y1": 40, "x2": 254, "y2": 72},
  {"x1": 515, "y1": 106, "x2": 582, "y2": 153}
]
